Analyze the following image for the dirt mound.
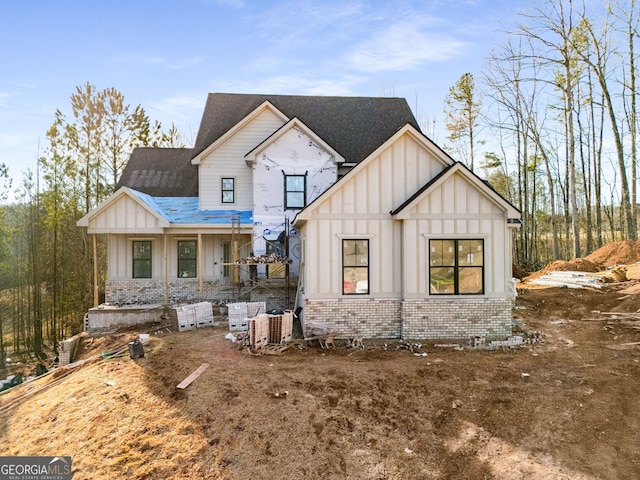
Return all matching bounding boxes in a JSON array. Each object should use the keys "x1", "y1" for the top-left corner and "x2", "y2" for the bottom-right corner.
[
  {"x1": 586, "y1": 239, "x2": 640, "y2": 267},
  {"x1": 526, "y1": 258, "x2": 599, "y2": 281},
  {"x1": 543, "y1": 258, "x2": 600, "y2": 273}
]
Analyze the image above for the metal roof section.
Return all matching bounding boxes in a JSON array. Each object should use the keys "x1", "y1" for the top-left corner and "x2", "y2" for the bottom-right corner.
[{"x1": 116, "y1": 148, "x2": 197, "y2": 197}]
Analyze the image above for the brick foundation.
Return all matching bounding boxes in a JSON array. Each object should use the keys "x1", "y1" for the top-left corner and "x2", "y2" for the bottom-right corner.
[
  {"x1": 401, "y1": 298, "x2": 512, "y2": 340},
  {"x1": 303, "y1": 297, "x2": 513, "y2": 340},
  {"x1": 105, "y1": 279, "x2": 296, "y2": 312},
  {"x1": 303, "y1": 299, "x2": 402, "y2": 338}
]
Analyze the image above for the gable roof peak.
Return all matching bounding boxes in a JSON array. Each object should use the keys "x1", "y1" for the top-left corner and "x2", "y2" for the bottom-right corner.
[{"x1": 192, "y1": 93, "x2": 420, "y2": 164}]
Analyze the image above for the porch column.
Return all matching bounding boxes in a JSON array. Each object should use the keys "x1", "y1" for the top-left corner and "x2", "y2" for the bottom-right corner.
[
  {"x1": 163, "y1": 234, "x2": 169, "y2": 305},
  {"x1": 198, "y1": 233, "x2": 204, "y2": 296},
  {"x1": 93, "y1": 234, "x2": 99, "y2": 307}
]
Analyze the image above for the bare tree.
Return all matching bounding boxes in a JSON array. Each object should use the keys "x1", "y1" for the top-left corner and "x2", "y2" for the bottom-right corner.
[{"x1": 573, "y1": 11, "x2": 636, "y2": 239}]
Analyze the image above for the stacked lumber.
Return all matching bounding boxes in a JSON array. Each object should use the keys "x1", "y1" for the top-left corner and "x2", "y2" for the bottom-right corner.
[
  {"x1": 250, "y1": 315, "x2": 270, "y2": 349},
  {"x1": 528, "y1": 271, "x2": 604, "y2": 288},
  {"x1": 235, "y1": 253, "x2": 290, "y2": 264}
]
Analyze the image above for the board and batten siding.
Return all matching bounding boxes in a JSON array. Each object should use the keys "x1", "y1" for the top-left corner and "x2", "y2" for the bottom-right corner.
[
  {"x1": 322, "y1": 133, "x2": 446, "y2": 217},
  {"x1": 198, "y1": 109, "x2": 285, "y2": 210},
  {"x1": 301, "y1": 131, "x2": 450, "y2": 299},
  {"x1": 400, "y1": 171, "x2": 511, "y2": 297},
  {"x1": 109, "y1": 234, "x2": 164, "y2": 280},
  {"x1": 107, "y1": 234, "x2": 253, "y2": 281},
  {"x1": 86, "y1": 194, "x2": 165, "y2": 233}
]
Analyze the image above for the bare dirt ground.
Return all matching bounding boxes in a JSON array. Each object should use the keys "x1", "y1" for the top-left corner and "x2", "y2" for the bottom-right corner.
[{"x1": 1, "y1": 278, "x2": 640, "y2": 479}]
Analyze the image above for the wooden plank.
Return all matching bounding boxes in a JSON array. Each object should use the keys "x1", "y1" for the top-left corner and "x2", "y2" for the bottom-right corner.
[
  {"x1": 262, "y1": 343, "x2": 295, "y2": 355},
  {"x1": 176, "y1": 363, "x2": 209, "y2": 390}
]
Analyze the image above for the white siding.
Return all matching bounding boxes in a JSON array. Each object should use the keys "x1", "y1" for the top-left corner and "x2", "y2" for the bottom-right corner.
[
  {"x1": 109, "y1": 235, "x2": 163, "y2": 280},
  {"x1": 107, "y1": 233, "x2": 252, "y2": 282},
  {"x1": 88, "y1": 195, "x2": 165, "y2": 233},
  {"x1": 299, "y1": 131, "x2": 513, "y2": 302},
  {"x1": 403, "y1": 172, "x2": 509, "y2": 296},
  {"x1": 301, "y1": 131, "x2": 446, "y2": 299},
  {"x1": 199, "y1": 109, "x2": 285, "y2": 210}
]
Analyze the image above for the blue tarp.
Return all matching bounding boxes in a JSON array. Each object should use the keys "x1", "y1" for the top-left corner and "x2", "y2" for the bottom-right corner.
[{"x1": 130, "y1": 189, "x2": 253, "y2": 225}]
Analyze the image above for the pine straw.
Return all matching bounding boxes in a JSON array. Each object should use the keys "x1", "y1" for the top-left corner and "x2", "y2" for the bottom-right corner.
[{"x1": 0, "y1": 345, "x2": 226, "y2": 479}]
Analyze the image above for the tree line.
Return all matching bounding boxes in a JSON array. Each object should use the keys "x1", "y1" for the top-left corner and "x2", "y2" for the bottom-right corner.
[
  {"x1": 443, "y1": 0, "x2": 640, "y2": 270},
  {"x1": 0, "y1": 83, "x2": 183, "y2": 367}
]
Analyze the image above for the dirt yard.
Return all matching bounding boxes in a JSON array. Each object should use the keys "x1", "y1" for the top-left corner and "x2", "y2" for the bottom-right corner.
[{"x1": 1, "y1": 281, "x2": 640, "y2": 479}]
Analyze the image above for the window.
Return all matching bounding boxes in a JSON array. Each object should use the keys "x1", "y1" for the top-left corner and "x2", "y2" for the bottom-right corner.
[
  {"x1": 178, "y1": 240, "x2": 197, "y2": 278},
  {"x1": 430, "y1": 239, "x2": 484, "y2": 294},
  {"x1": 132, "y1": 241, "x2": 152, "y2": 278},
  {"x1": 221, "y1": 178, "x2": 235, "y2": 203},
  {"x1": 284, "y1": 174, "x2": 306, "y2": 209},
  {"x1": 343, "y1": 239, "x2": 369, "y2": 295}
]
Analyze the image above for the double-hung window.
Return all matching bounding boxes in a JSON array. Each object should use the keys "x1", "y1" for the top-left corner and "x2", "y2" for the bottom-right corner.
[
  {"x1": 221, "y1": 178, "x2": 235, "y2": 204},
  {"x1": 342, "y1": 239, "x2": 369, "y2": 295},
  {"x1": 284, "y1": 174, "x2": 306, "y2": 209},
  {"x1": 178, "y1": 240, "x2": 197, "y2": 278},
  {"x1": 132, "y1": 241, "x2": 152, "y2": 278},
  {"x1": 429, "y1": 239, "x2": 484, "y2": 294}
]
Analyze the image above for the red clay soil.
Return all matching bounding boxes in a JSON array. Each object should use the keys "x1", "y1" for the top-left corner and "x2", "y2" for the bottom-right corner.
[
  {"x1": 586, "y1": 239, "x2": 640, "y2": 267},
  {"x1": 2, "y1": 283, "x2": 640, "y2": 479},
  {"x1": 524, "y1": 239, "x2": 640, "y2": 282}
]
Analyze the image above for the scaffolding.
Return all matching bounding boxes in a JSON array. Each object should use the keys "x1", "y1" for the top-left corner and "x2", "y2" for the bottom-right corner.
[{"x1": 223, "y1": 218, "x2": 294, "y2": 308}]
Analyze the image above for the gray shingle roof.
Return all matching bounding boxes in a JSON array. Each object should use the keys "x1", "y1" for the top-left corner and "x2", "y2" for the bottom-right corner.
[
  {"x1": 192, "y1": 93, "x2": 420, "y2": 163},
  {"x1": 116, "y1": 148, "x2": 197, "y2": 197},
  {"x1": 118, "y1": 93, "x2": 420, "y2": 197}
]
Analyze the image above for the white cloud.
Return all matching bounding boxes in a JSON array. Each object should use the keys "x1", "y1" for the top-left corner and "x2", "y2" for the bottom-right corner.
[
  {"x1": 253, "y1": 0, "x2": 366, "y2": 47},
  {"x1": 216, "y1": 74, "x2": 364, "y2": 96},
  {"x1": 148, "y1": 92, "x2": 209, "y2": 143},
  {"x1": 345, "y1": 16, "x2": 469, "y2": 73},
  {"x1": 257, "y1": 1, "x2": 364, "y2": 31}
]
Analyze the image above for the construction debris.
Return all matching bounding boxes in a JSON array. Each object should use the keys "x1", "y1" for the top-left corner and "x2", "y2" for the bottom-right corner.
[
  {"x1": 176, "y1": 363, "x2": 209, "y2": 390},
  {"x1": 59, "y1": 332, "x2": 88, "y2": 366},
  {"x1": 528, "y1": 271, "x2": 605, "y2": 289},
  {"x1": 169, "y1": 301, "x2": 215, "y2": 332},
  {"x1": 0, "y1": 373, "x2": 23, "y2": 393},
  {"x1": 235, "y1": 253, "x2": 291, "y2": 264},
  {"x1": 228, "y1": 302, "x2": 266, "y2": 331}
]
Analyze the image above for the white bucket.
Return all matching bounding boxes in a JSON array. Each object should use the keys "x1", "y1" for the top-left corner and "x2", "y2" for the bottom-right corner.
[{"x1": 139, "y1": 333, "x2": 150, "y2": 344}]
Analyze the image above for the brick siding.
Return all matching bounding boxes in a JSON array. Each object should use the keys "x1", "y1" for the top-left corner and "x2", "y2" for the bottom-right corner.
[
  {"x1": 303, "y1": 299, "x2": 402, "y2": 338},
  {"x1": 303, "y1": 297, "x2": 513, "y2": 340},
  {"x1": 105, "y1": 278, "x2": 296, "y2": 312},
  {"x1": 400, "y1": 298, "x2": 512, "y2": 340}
]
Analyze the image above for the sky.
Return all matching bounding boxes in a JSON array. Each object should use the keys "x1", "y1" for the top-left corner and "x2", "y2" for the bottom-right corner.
[{"x1": 0, "y1": 0, "x2": 518, "y2": 197}]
